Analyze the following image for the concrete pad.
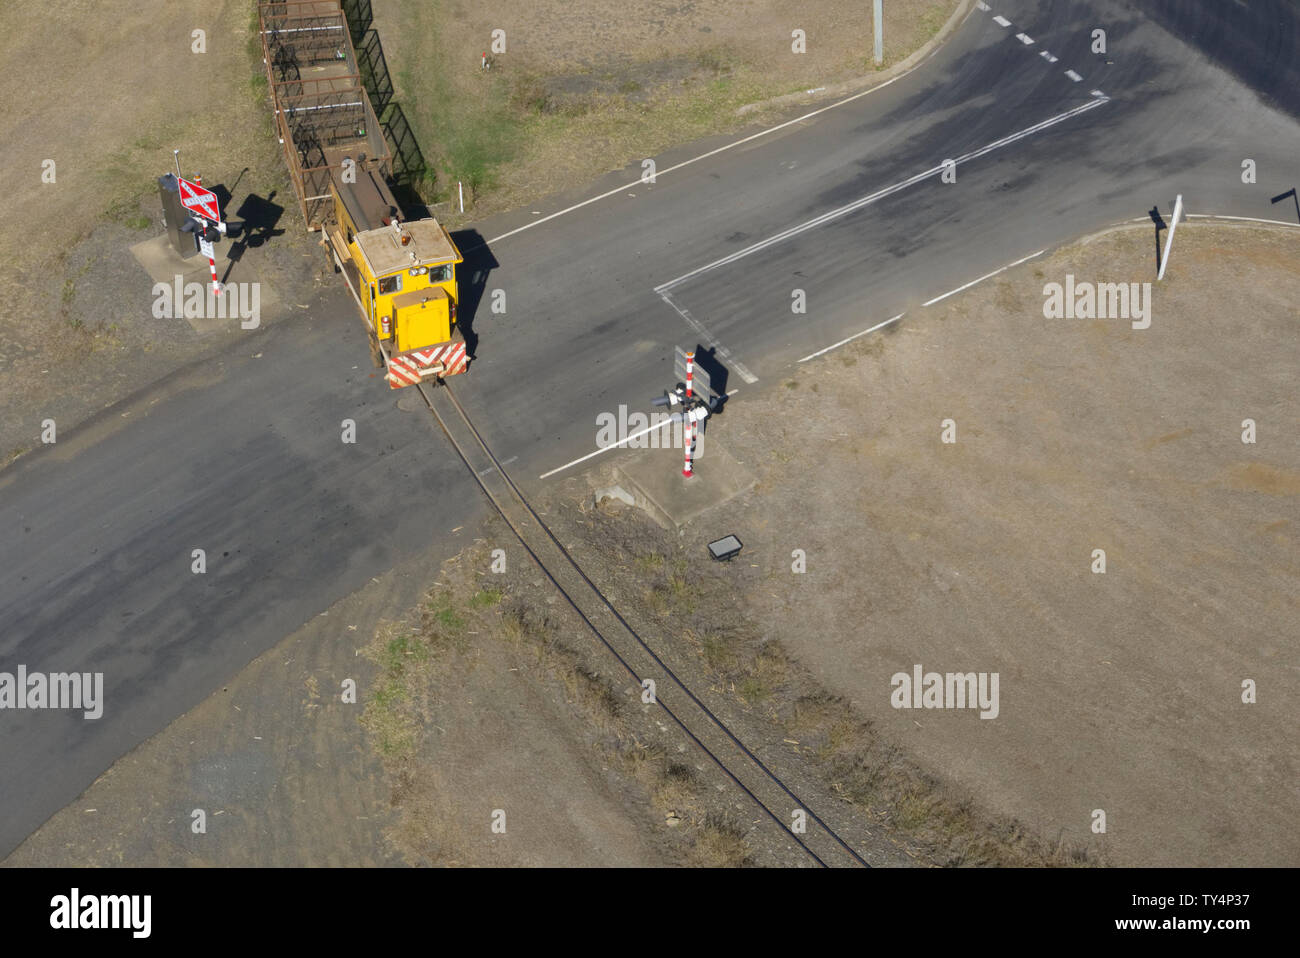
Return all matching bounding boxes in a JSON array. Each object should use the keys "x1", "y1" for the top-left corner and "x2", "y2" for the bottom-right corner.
[
  {"x1": 129, "y1": 235, "x2": 274, "y2": 335},
  {"x1": 129, "y1": 234, "x2": 230, "y2": 286},
  {"x1": 614, "y1": 431, "x2": 755, "y2": 530}
]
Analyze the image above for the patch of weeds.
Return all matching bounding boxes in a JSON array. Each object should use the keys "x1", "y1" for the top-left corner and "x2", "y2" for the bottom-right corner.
[
  {"x1": 381, "y1": 633, "x2": 431, "y2": 674},
  {"x1": 688, "y1": 815, "x2": 749, "y2": 867},
  {"x1": 510, "y1": 75, "x2": 553, "y2": 114},
  {"x1": 498, "y1": 609, "x2": 527, "y2": 643},
  {"x1": 635, "y1": 553, "x2": 665, "y2": 573},
  {"x1": 469, "y1": 587, "x2": 503, "y2": 609},
  {"x1": 738, "y1": 675, "x2": 770, "y2": 702},
  {"x1": 698, "y1": 630, "x2": 736, "y2": 673},
  {"x1": 424, "y1": 594, "x2": 466, "y2": 633},
  {"x1": 695, "y1": 47, "x2": 735, "y2": 76},
  {"x1": 894, "y1": 790, "x2": 933, "y2": 831}
]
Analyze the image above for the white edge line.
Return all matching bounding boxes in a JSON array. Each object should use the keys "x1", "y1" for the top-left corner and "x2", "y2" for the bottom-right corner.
[
  {"x1": 539, "y1": 387, "x2": 744, "y2": 479},
  {"x1": 921, "y1": 248, "x2": 1047, "y2": 307},
  {"x1": 798, "y1": 312, "x2": 905, "y2": 363},
  {"x1": 484, "y1": 37, "x2": 956, "y2": 247},
  {"x1": 1186, "y1": 213, "x2": 1300, "y2": 228},
  {"x1": 540, "y1": 418, "x2": 681, "y2": 478}
]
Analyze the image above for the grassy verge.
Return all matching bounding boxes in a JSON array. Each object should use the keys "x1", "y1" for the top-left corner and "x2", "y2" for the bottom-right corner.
[
  {"x1": 381, "y1": 1, "x2": 959, "y2": 223},
  {"x1": 360, "y1": 536, "x2": 753, "y2": 866}
]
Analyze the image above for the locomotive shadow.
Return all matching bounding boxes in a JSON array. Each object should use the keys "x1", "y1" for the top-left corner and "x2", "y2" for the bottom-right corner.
[{"x1": 450, "y1": 230, "x2": 497, "y2": 361}]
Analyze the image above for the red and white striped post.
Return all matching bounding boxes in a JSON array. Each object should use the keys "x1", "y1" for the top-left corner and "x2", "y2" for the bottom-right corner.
[
  {"x1": 196, "y1": 175, "x2": 220, "y2": 296},
  {"x1": 682, "y1": 351, "x2": 695, "y2": 478},
  {"x1": 205, "y1": 245, "x2": 221, "y2": 297}
]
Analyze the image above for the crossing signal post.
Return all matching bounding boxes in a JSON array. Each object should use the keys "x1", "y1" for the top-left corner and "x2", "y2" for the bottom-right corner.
[
  {"x1": 683, "y1": 351, "x2": 695, "y2": 477},
  {"x1": 173, "y1": 167, "x2": 227, "y2": 295},
  {"x1": 654, "y1": 346, "x2": 720, "y2": 479}
]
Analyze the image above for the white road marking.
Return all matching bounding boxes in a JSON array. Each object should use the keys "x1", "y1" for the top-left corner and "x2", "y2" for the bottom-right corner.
[
  {"x1": 538, "y1": 388, "x2": 744, "y2": 480},
  {"x1": 1091, "y1": 89, "x2": 1106, "y2": 97},
  {"x1": 797, "y1": 313, "x2": 906, "y2": 362},
  {"x1": 1065, "y1": 69, "x2": 1083, "y2": 82},
  {"x1": 655, "y1": 97, "x2": 1109, "y2": 294},
  {"x1": 920, "y1": 248, "x2": 1047, "y2": 306},
  {"x1": 1016, "y1": 33, "x2": 1034, "y2": 45},
  {"x1": 657, "y1": 288, "x2": 759, "y2": 384},
  {"x1": 538, "y1": 420, "x2": 679, "y2": 480},
  {"x1": 976, "y1": 1, "x2": 990, "y2": 10},
  {"x1": 1040, "y1": 50, "x2": 1058, "y2": 63},
  {"x1": 1186, "y1": 213, "x2": 1300, "y2": 228},
  {"x1": 993, "y1": 15, "x2": 1011, "y2": 27},
  {"x1": 483, "y1": 41, "x2": 955, "y2": 247}
]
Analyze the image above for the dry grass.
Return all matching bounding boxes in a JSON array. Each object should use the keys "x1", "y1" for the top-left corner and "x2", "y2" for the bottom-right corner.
[
  {"x1": 688, "y1": 816, "x2": 752, "y2": 867},
  {"x1": 361, "y1": 540, "x2": 739, "y2": 864},
  {"x1": 375, "y1": 0, "x2": 958, "y2": 223}
]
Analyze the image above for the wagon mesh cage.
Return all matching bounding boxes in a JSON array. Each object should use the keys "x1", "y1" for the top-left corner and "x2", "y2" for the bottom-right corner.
[{"x1": 257, "y1": 0, "x2": 392, "y2": 230}]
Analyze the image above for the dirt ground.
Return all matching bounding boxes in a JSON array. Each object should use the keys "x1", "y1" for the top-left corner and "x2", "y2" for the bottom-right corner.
[
  {"x1": 566, "y1": 223, "x2": 1298, "y2": 867},
  {"x1": 0, "y1": 0, "x2": 323, "y2": 465},
  {"x1": 3, "y1": 537, "x2": 675, "y2": 867}
]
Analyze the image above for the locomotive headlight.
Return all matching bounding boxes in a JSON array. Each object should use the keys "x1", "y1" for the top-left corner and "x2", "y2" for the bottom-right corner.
[{"x1": 408, "y1": 268, "x2": 418, "y2": 276}]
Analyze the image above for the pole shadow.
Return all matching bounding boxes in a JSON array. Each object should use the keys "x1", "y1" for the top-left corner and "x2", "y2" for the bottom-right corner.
[
  {"x1": 1270, "y1": 187, "x2": 1299, "y2": 224},
  {"x1": 219, "y1": 192, "x2": 286, "y2": 284},
  {"x1": 689, "y1": 345, "x2": 730, "y2": 413},
  {"x1": 1149, "y1": 205, "x2": 1167, "y2": 273}
]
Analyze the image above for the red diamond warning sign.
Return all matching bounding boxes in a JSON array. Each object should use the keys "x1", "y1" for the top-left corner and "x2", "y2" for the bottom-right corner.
[{"x1": 178, "y1": 176, "x2": 220, "y2": 222}]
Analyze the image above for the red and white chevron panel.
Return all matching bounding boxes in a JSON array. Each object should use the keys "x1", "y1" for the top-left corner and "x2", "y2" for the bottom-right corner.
[{"x1": 386, "y1": 341, "x2": 469, "y2": 389}]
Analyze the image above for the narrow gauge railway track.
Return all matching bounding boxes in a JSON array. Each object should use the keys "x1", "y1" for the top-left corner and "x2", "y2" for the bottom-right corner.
[{"x1": 415, "y1": 378, "x2": 871, "y2": 868}]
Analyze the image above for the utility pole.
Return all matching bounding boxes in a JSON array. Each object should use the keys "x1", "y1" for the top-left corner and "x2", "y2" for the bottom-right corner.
[{"x1": 874, "y1": 0, "x2": 884, "y2": 65}]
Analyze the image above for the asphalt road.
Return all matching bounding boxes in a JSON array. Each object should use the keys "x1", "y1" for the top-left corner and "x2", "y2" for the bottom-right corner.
[{"x1": 2, "y1": 0, "x2": 1297, "y2": 858}]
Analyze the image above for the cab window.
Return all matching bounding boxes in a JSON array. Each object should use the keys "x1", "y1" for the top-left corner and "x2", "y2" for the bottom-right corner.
[
  {"x1": 427, "y1": 264, "x2": 452, "y2": 284},
  {"x1": 378, "y1": 274, "x2": 402, "y2": 295}
]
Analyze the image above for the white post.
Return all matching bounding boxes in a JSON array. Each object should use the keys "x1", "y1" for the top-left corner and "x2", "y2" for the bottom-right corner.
[
  {"x1": 173, "y1": 149, "x2": 182, "y2": 178},
  {"x1": 873, "y1": 0, "x2": 883, "y2": 65},
  {"x1": 1157, "y1": 194, "x2": 1183, "y2": 281},
  {"x1": 458, "y1": 180, "x2": 464, "y2": 213}
]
